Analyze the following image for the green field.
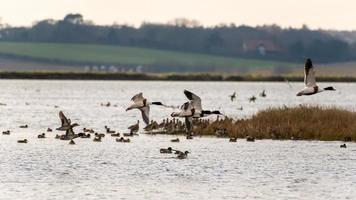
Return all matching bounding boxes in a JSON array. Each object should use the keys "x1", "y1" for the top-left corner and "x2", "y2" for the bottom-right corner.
[{"x1": 0, "y1": 42, "x2": 295, "y2": 69}]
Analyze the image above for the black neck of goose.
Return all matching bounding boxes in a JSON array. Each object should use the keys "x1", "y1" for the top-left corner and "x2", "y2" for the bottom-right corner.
[
  {"x1": 212, "y1": 110, "x2": 222, "y2": 115},
  {"x1": 151, "y1": 102, "x2": 163, "y2": 105},
  {"x1": 201, "y1": 110, "x2": 211, "y2": 116}
]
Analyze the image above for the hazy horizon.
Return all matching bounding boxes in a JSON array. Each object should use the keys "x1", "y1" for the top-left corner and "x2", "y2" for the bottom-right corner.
[{"x1": 0, "y1": 0, "x2": 356, "y2": 30}]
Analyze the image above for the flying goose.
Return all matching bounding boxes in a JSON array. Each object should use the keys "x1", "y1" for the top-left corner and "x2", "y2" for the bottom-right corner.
[
  {"x1": 56, "y1": 111, "x2": 79, "y2": 131},
  {"x1": 56, "y1": 111, "x2": 82, "y2": 140},
  {"x1": 171, "y1": 90, "x2": 222, "y2": 133},
  {"x1": 297, "y1": 58, "x2": 335, "y2": 96},
  {"x1": 126, "y1": 92, "x2": 168, "y2": 125}
]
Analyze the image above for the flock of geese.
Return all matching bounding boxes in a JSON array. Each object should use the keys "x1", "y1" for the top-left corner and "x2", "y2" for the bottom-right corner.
[{"x1": 2, "y1": 58, "x2": 342, "y2": 159}]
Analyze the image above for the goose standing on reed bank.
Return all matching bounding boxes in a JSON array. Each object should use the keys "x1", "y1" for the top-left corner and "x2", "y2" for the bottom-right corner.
[
  {"x1": 126, "y1": 92, "x2": 168, "y2": 125},
  {"x1": 297, "y1": 58, "x2": 335, "y2": 96},
  {"x1": 171, "y1": 90, "x2": 222, "y2": 133}
]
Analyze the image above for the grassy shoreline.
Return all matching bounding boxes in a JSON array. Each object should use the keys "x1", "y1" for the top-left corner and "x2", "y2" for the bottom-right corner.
[
  {"x1": 1, "y1": 71, "x2": 356, "y2": 82},
  {"x1": 194, "y1": 106, "x2": 356, "y2": 141}
]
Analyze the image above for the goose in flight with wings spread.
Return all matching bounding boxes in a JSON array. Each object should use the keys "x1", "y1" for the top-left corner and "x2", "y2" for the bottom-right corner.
[
  {"x1": 56, "y1": 111, "x2": 79, "y2": 132},
  {"x1": 56, "y1": 111, "x2": 83, "y2": 139},
  {"x1": 171, "y1": 90, "x2": 222, "y2": 133},
  {"x1": 297, "y1": 58, "x2": 335, "y2": 96},
  {"x1": 126, "y1": 92, "x2": 167, "y2": 125}
]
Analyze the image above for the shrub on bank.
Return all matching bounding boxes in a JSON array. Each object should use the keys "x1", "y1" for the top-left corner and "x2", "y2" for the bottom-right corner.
[{"x1": 196, "y1": 106, "x2": 356, "y2": 141}]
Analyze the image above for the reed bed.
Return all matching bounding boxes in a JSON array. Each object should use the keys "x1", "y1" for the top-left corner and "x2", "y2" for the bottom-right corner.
[{"x1": 195, "y1": 106, "x2": 356, "y2": 141}]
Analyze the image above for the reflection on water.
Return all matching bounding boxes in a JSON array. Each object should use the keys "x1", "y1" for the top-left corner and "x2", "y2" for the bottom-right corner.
[{"x1": 0, "y1": 80, "x2": 355, "y2": 199}]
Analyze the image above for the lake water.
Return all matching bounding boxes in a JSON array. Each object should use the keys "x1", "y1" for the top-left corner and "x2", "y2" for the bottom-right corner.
[{"x1": 0, "y1": 80, "x2": 355, "y2": 199}]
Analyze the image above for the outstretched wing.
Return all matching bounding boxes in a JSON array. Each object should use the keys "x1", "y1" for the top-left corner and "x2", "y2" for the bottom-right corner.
[
  {"x1": 184, "y1": 90, "x2": 202, "y2": 112},
  {"x1": 59, "y1": 111, "x2": 70, "y2": 126},
  {"x1": 140, "y1": 106, "x2": 150, "y2": 125},
  {"x1": 304, "y1": 58, "x2": 317, "y2": 87},
  {"x1": 131, "y1": 92, "x2": 144, "y2": 102}
]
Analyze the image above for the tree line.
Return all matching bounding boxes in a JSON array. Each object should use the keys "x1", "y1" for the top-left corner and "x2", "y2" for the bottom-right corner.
[{"x1": 0, "y1": 14, "x2": 354, "y2": 63}]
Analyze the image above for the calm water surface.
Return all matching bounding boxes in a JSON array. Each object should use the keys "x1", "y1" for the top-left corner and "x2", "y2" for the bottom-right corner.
[{"x1": 0, "y1": 80, "x2": 355, "y2": 200}]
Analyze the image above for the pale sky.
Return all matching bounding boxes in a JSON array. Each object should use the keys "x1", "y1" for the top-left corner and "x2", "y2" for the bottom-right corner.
[{"x1": 0, "y1": 0, "x2": 355, "y2": 30}]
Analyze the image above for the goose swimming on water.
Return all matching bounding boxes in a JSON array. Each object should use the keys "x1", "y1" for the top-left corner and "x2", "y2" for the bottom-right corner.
[
  {"x1": 128, "y1": 120, "x2": 139, "y2": 134},
  {"x1": 297, "y1": 58, "x2": 335, "y2": 96},
  {"x1": 126, "y1": 92, "x2": 167, "y2": 125},
  {"x1": 177, "y1": 151, "x2": 189, "y2": 159}
]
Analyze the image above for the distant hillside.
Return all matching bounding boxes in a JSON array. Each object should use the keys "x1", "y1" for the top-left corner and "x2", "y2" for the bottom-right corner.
[
  {"x1": 0, "y1": 42, "x2": 296, "y2": 73},
  {"x1": 0, "y1": 13, "x2": 355, "y2": 63}
]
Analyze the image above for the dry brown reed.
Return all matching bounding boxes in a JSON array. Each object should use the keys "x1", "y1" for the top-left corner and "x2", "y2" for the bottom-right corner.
[{"x1": 195, "y1": 106, "x2": 356, "y2": 141}]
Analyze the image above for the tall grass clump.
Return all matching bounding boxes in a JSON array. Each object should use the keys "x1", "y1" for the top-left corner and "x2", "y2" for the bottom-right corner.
[{"x1": 196, "y1": 106, "x2": 356, "y2": 141}]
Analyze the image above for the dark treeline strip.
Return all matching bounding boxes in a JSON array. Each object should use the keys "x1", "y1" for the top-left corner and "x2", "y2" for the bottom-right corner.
[
  {"x1": 0, "y1": 14, "x2": 355, "y2": 63},
  {"x1": 1, "y1": 71, "x2": 356, "y2": 82}
]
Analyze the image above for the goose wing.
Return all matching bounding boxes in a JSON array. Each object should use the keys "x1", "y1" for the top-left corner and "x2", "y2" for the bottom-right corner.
[
  {"x1": 131, "y1": 92, "x2": 144, "y2": 102},
  {"x1": 59, "y1": 111, "x2": 70, "y2": 126},
  {"x1": 304, "y1": 59, "x2": 317, "y2": 87},
  {"x1": 139, "y1": 106, "x2": 150, "y2": 125},
  {"x1": 184, "y1": 90, "x2": 202, "y2": 111}
]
